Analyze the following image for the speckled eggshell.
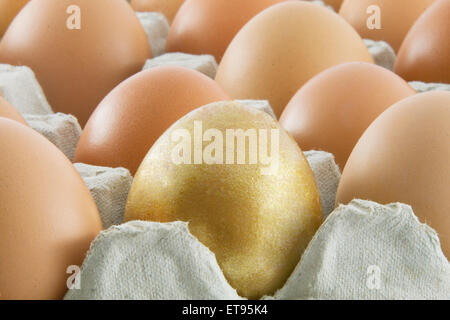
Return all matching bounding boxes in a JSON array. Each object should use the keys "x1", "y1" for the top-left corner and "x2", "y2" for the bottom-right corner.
[
  {"x1": 280, "y1": 62, "x2": 416, "y2": 169},
  {"x1": 0, "y1": 118, "x2": 102, "y2": 299},
  {"x1": 74, "y1": 66, "x2": 230, "y2": 175},
  {"x1": 215, "y1": 1, "x2": 373, "y2": 118},
  {"x1": 336, "y1": 91, "x2": 450, "y2": 259},
  {"x1": 0, "y1": 0, "x2": 151, "y2": 127}
]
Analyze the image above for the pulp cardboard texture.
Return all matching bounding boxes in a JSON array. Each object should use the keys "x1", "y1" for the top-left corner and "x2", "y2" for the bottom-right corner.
[
  {"x1": 363, "y1": 39, "x2": 397, "y2": 71},
  {"x1": 0, "y1": 64, "x2": 53, "y2": 115},
  {"x1": 143, "y1": 52, "x2": 218, "y2": 79},
  {"x1": 0, "y1": 12, "x2": 448, "y2": 297},
  {"x1": 273, "y1": 200, "x2": 450, "y2": 300},
  {"x1": 64, "y1": 200, "x2": 450, "y2": 300},
  {"x1": 136, "y1": 12, "x2": 169, "y2": 57},
  {"x1": 24, "y1": 113, "x2": 81, "y2": 161},
  {"x1": 74, "y1": 164, "x2": 133, "y2": 229},
  {"x1": 235, "y1": 99, "x2": 277, "y2": 120}
]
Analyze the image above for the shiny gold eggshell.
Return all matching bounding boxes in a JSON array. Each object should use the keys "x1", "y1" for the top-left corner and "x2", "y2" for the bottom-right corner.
[
  {"x1": 125, "y1": 101, "x2": 323, "y2": 299},
  {"x1": 336, "y1": 91, "x2": 450, "y2": 259},
  {"x1": 215, "y1": 1, "x2": 373, "y2": 118},
  {"x1": 0, "y1": 119, "x2": 102, "y2": 299}
]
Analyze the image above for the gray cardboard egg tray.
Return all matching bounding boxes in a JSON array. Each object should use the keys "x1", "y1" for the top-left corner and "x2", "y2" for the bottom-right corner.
[{"x1": 0, "y1": 11, "x2": 449, "y2": 300}]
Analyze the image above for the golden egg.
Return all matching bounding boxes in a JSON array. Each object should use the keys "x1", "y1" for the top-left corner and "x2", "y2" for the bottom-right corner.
[{"x1": 125, "y1": 101, "x2": 322, "y2": 299}]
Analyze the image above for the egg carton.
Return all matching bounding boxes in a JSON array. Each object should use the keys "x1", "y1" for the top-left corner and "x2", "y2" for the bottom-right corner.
[{"x1": 1, "y1": 42, "x2": 449, "y2": 300}]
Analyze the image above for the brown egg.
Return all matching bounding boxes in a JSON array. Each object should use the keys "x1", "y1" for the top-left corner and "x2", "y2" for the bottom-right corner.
[
  {"x1": 130, "y1": 0, "x2": 185, "y2": 23},
  {"x1": 125, "y1": 101, "x2": 322, "y2": 299},
  {"x1": 395, "y1": 0, "x2": 450, "y2": 84},
  {"x1": 336, "y1": 91, "x2": 450, "y2": 259},
  {"x1": 74, "y1": 66, "x2": 230, "y2": 175},
  {"x1": 0, "y1": 118, "x2": 102, "y2": 299},
  {"x1": 215, "y1": 1, "x2": 373, "y2": 118},
  {"x1": 306, "y1": 0, "x2": 343, "y2": 11},
  {"x1": 0, "y1": 95, "x2": 28, "y2": 126},
  {"x1": 339, "y1": 0, "x2": 435, "y2": 52},
  {"x1": 0, "y1": 0, "x2": 28, "y2": 37},
  {"x1": 0, "y1": 0, "x2": 151, "y2": 127},
  {"x1": 165, "y1": 0, "x2": 286, "y2": 63},
  {"x1": 280, "y1": 62, "x2": 416, "y2": 169}
]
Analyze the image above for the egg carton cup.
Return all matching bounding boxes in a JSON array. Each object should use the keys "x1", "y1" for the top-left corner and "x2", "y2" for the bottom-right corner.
[
  {"x1": 24, "y1": 113, "x2": 81, "y2": 161},
  {"x1": 136, "y1": 12, "x2": 170, "y2": 57},
  {"x1": 74, "y1": 163, "x2": 133, "y2": 230},
  {"x1": 64, "y1": 198, "x2": 450, "y2": 300},
  {"x1": 0, "y1": 64, "x2": 53, "y2": 115},
  {"x1": 363, "y1": 39, "x2": 397, "y2": 71},
  {"x1": 143, "y1": 52, "x2": 218, "y2": 79}
]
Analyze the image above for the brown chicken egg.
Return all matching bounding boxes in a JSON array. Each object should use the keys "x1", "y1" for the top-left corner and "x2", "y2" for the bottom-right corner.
[
  {"x1": 395, "y1": 0, "x2": 450, "y2": 84},
  {"x1": 339, "y1": 0, "x2": 435, "y2": 52},
  {"x1": 125, "y1": 101, "x2": 322, "y2": 299},
  {"x1": 0, "y1": 0, "x2": 151, "y2": 127},
  {"x1": 74, "y1": 66, "x2": 230, "y2": 175},
  {"x1": 165, "y1": 0, "x2": 286, "y2": 63},
  {"x1": 306, "y1": 0, "x2": 343, "y2": 11},
  {"x1": 0, "y1": 94, "x2": 28, "y2": 126},
  {"x1": 0, "y1": 0, "x2": 28, "y2": 37},
  {"x1": 336, "y1": 91, "x2": 450, "y2": 259},
  {"x1": 130, "y1": 0, "x2": 185, "y2": 23},
  {"x1": 0, "y1": 118, "x2": 102, "y2": 299},
  {"x1": 280, "y1": 62, "x2": 416, "y2": 169},
  {"x1": 215, "y1": 1, "x2": 373, "y2": 118}
]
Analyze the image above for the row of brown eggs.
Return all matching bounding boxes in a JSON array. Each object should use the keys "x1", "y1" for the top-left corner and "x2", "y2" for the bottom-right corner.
[{"x1": 0, "y1": 0, "x2": 449, "y2": 299}]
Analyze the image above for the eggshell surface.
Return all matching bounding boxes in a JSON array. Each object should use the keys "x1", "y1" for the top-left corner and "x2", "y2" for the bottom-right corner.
[
  {"x1": 0, "y1": 0, "x2": 28, "y2": 37},
  {"x1": 165, "y1": 0, "x2": 286, "y2": 63},
  {"x1": 339, "y1": 0, "x2": 435, "y2": 52},
  {"x1": 335, "y1": 91, "x2": 450, "y2": 259},
  {"x1": 215, "y1": 1, "x2": 373, "y2": 117},
  {"x1": 0, "y1": 95, "x2": 28, "y2": 126},
  {"x1": 0, "y1": 118, "x2": 102, "y2": 299},
  {"x1": 394, "y1": 0, "x2": 450, "y2": 84},
  {"x1": 0, "y1": 0, "x2": 151, "y2": 127},
  {"x1": 74, "y1": 66, "x2": 230, "y2": 175},
  {"x1": 280, "y1": 62, "x2": 416, "y2": 169},
  {"x1": 130, "y1": 0, "x2": 185, "y2": 23},
  {"x1": 125, "y1": 101, "x2": 323, "y2": 299}
]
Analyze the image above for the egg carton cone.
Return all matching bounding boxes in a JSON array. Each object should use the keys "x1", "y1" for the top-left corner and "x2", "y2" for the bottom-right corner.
[
  {"x1": 24, "y1": 113, "x2": 81, "y2": 161},
  {"x1": 273, "y1": 200, "x2": 450, "y2": 300},
  {"x1": 143, "y1": 52, "x2": 218, "y2": 79},
  {"x1": 409, "y1": 81, "x2": 450, "y2": 93},
  {"x1": 136, "y1": 12, "x2": 170, "y2": 57},
  {"x1": 74, "y1": 164, "x2": 133, "y2": 230},
  {"x1": 234, "y1": 99, "x2": 277, "y2": 120},
  {"x1": 0, "y1": 64, "x2": 53, "y2": 115},
  {"x1": 363, "y1": 39, "x2": 397, "y2": 71}
]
